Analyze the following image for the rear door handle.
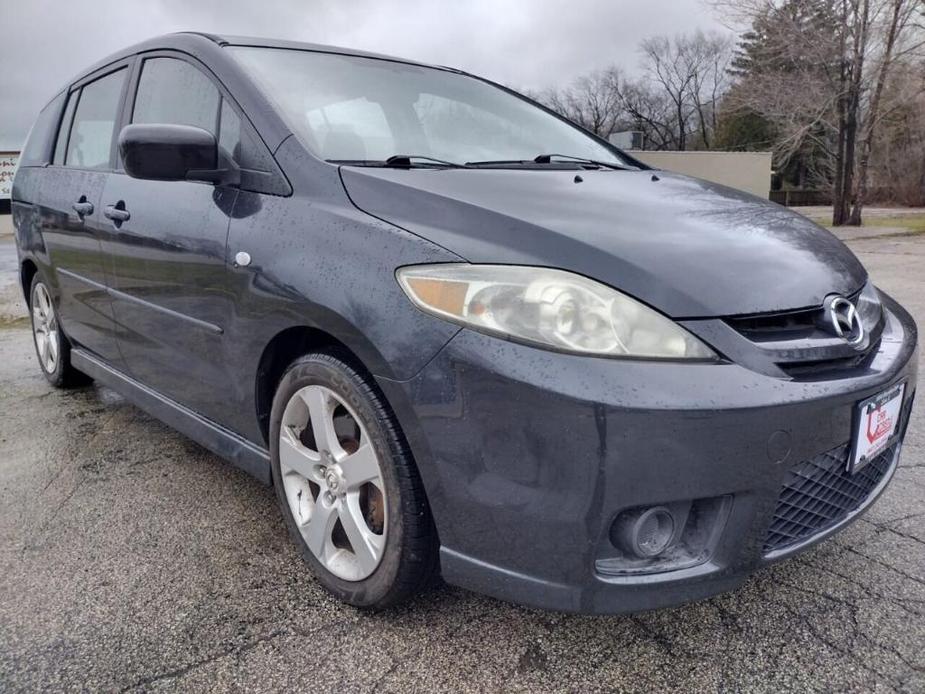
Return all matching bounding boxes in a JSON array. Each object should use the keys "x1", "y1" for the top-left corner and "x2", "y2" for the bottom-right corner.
[
  {"x1": 71, "y1": 198, "x2": 94, "y2": 217},
  {"x1": 103, "y1": 201, "x2": 131, "y2": 225}
]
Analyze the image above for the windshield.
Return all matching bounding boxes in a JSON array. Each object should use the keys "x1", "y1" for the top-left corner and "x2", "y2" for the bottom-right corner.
[{"x1": 229, "y1": 47, "x2": 632, "y2": 167}]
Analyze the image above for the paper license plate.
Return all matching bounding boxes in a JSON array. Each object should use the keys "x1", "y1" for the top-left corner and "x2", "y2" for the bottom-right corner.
[{"x1": 849, "y1": 382, "x2": 905, "y2": 473}]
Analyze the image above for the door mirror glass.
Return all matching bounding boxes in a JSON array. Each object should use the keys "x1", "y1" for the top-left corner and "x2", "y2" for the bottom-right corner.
[{"x1": 119, "y1": 123, "x2": 218, "y2": 182}]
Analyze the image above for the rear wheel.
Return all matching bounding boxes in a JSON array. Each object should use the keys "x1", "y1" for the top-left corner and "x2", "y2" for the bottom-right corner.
[
  {"x1": 29, "y1": 275, "x2": 87, "y2": 388},
  {"x1": 269, "y1": 352, "x2": 438, "y2": 608}
]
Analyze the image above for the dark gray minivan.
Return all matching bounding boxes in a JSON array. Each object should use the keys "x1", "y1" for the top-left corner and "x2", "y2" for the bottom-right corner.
[{"x1": 13, "y1": 33, "x2": 917, "y2": 612}]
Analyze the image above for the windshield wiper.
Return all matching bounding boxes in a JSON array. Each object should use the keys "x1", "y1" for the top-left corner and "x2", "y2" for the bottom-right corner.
[
  {"x1": 464, "y1": 159, "x2": 537, "y2": 168},
  {"x1": 532, "y1": 154, "x2": 635, "y2": 170},
  {"x1": 465, "y1": 155, "x2": 634, "y2": 170},
  {"x1": 330, "y1": 153, "x2": 633, "y2": 170},
  {"x1": 326, "y1": 155, "x2": 467, "y2": 169},
  {"x1": 384, "y1": 155, "x2": 467, "y2": 168}
]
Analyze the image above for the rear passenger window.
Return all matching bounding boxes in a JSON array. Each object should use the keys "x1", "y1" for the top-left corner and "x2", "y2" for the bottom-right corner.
[
  {"x1": 66, "y1": 68, "x2": 127, "y2": 169},
  {"x1": 133, "y1": 58, "x2": 220, "y2": 133},
  {"x1": 53, "y1": 91, "x2": 78, "y2": 165}
]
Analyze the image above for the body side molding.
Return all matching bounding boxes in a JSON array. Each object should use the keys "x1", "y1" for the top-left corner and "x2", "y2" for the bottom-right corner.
[{"x1": 57, "y1": 268, "x2": 224, "y2": 335}]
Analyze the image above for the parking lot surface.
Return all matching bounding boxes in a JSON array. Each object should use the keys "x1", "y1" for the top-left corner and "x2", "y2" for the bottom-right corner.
[{"x1": 0, "y1": 229, "x2": 923, "y2": 692}]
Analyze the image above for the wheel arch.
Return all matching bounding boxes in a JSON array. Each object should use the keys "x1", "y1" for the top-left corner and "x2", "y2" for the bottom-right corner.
[
  {"x1": 254, "y1": 325, "x2": 378, "y2": 447},
  {"x1": 20, "y1": 259, "x2": 38, "y2": 307}
]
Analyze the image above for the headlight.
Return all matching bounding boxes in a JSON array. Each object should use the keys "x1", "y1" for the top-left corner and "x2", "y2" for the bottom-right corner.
[
  {"x1": 397, "y1": 264, "x2": 717, "y2": 360},
  {"x1": 856, "y1": 280, "x2": 882, "y2": 329}
]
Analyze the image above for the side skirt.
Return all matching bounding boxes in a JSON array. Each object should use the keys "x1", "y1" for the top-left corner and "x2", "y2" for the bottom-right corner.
[{"x1": 71, "y1": 348, "x2": 271, "y2": 484}]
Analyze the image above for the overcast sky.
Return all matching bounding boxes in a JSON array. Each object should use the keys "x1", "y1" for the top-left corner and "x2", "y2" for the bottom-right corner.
[{"x1": 0, "y1": 0, "x2": 731, "y2": 151}]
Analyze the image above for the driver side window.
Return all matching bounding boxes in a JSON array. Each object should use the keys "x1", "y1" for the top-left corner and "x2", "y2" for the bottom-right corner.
[
  {"x1": 132, "y1": 57, "x2": 281, "y2": 185},
  {"x1": 133, "y1": 58, "x2": 220, "y2": 136}
]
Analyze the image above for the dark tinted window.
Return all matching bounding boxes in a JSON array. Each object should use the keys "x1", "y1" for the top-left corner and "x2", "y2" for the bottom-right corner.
[
  {"x1": 133, "y1": 58, "x2": 220, "y2": 132},
  {"x1": 53, "y1": 91, "x2": 78, "y2": 165},
  {"x1": 66, "y1": 68, "x2": 127, "y2": 169},
  {"x1": 19, "y1": 92, "x2": 65, "y2": 167}
]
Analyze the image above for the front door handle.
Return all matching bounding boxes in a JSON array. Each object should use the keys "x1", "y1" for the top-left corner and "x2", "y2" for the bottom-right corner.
[
  {"x1": 103, "y1": 201, "x2": 131, "y2": 226},
  {"x1": 72, "y1": 197, "x2": 94, "y2": 217}
]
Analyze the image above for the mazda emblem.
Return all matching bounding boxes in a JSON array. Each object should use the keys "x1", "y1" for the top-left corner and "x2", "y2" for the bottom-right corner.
[{"x1": 825, "y1": 295, "x2": 864, "y2": 346}]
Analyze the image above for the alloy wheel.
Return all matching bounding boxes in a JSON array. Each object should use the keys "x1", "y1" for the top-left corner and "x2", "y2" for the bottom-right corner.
[
  {"x1": 32, "y1": 283, "x2": 59, "y2": 374},
  {"x1": 279, "y1": 384, "x2": 387, "y2": 581}
]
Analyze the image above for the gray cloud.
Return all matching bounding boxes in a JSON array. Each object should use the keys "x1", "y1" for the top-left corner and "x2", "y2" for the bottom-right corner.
[{"x1": 0, "y1": 0, "x2": 729, "y2": 150}]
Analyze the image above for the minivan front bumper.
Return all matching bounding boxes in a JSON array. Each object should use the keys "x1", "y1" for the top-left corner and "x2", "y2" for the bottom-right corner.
[{"x1": 378, "y1": 293, "x2": 918, "y2": 613}]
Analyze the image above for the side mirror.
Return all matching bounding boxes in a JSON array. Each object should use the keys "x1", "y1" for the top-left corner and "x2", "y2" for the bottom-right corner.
[{"x1": 119, "y1": 124, "x2": 226, "y2": 183}]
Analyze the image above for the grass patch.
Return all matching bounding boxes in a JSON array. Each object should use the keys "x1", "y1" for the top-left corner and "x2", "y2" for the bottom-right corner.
[
  {"x1": 870, "y1": 213, "x2": 925, "y2": 232},
  {"x1": 807, "y1": 212, "x2": 925, "y2": 233},
  {"x1": 0, "y1": 316, "x2": 30, "y2": 329}
]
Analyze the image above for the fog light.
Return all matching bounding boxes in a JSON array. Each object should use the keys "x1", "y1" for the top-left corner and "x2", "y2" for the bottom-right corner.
[
  {"x1": 598, "y1": 496, "x2": 732, "y2": 577},
  {"x1": 611, "y1": 505, "x2": 676, "y2": 558}
]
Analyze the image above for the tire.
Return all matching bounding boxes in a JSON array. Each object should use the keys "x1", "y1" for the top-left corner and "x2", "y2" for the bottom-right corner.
[
  {"x1": 28, "y1": 274, "x2": 89, "y2": 389},
  {"x1": 269, "y1": 351, "x2": 438, "y2": 608}
]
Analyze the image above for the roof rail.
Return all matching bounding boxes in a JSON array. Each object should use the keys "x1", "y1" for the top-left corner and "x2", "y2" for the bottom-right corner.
[{"x1": 173, "y1": 31, "x2": 228, "y2": 46}]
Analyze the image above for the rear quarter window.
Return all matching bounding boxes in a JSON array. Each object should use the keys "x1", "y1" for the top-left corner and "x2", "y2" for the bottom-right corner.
[{"x1": 19, "y1": 92, "x2": 66, "y2": 167}]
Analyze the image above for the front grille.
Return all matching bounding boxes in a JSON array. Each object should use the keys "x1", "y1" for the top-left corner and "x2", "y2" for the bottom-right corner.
[
  {"x1": 726, "y1": 288, "x2": 862, "y2": 344},
  {"x1": 724, "y1": 287, "x2": 881, "y2": 379},
  {"x1": 777, "y1": 350, "x2": 876, "y2": 378},
  {"x1": 727, "y1": 305, "x2": 823, "y2": 342},
  {"x1": 763, "y1": 441, "x2": 898, "y2": 555}
]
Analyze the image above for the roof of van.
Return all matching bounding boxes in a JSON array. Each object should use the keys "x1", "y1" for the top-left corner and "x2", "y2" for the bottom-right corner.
[{"x1": 183, "y1": 32, "x2": 435, "y2": 66}]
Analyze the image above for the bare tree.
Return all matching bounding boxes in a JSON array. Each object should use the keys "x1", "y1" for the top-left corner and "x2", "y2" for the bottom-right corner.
[
  {"x1": 618, "y1": 80, "x2": 680, "y2": 149},
  {"x1": 868, "y1": 60, "x2": 925, "y2": 205},
  {"x1": 639, "y1": 32, "x2": 733, "y2": 150},
  {"x1": 832, "y1": 0, "x2": 871, "y2": 225},
  {"x1": 849, "y1": 0, "x2": 924, "y2": 222},
  {"x1": 689, "y1": 33, "x2": 735, "y2": 148},
  {"x1": 640, "y1": 35, "x2": 698, "y2": 150},
  {"x1": 537, "y1": 0, "x2": 921, "y2": 219},
  {"x1": 537, "y1": 30, "x2": 733, "y2": 151},
  {"x1": 538, "y1": 68, "x2": 625, "y2": 138},
  {"x1": 713, "y1": 0, "x2": 924, "y2": 225}
]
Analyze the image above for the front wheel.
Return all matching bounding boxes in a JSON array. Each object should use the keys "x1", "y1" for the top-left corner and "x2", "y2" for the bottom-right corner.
[{"x1": 269, "y1": 352, "x2": 438, "y2": 608}]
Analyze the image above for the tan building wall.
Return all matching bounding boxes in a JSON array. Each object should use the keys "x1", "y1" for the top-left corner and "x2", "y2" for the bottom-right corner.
[{"x1": 628, "y1": 151, "x2": 773, "y2": 199}]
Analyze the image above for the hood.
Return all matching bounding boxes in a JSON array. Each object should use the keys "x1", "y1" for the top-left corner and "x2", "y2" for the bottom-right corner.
[{"x1": 340, "y1": 167, "x2": 866, "y2": 318}]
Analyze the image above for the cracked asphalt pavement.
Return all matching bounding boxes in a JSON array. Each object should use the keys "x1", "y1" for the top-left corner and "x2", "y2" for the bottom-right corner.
[{"x1": 0, "y1": 227, "x2": 923, "y2": 692}]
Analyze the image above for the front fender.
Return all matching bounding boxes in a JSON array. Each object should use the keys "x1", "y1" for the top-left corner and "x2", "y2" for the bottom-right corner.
[{"x1": 222, "y1": 184, "x2": 463, "y2": 443}]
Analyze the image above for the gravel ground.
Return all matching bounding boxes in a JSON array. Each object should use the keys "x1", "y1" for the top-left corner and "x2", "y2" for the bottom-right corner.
[{"x1": 0, "y1": 227, "x2": 923, "y2": 692}]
